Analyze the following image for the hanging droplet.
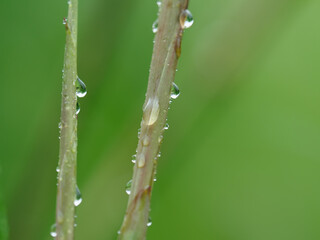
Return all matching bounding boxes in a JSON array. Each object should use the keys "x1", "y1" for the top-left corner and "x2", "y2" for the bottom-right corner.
[
  {"x1": 138, "y1": 154, "x2": 146, "y2": 168},
  {"x1": 50, "y1": 223, "x2": 57, "y2": 237},
  {"x1": 76, "y1": 77, "x2": 87, "y2": 98},
  {"x1": 131, "y1": 154, "x2": 137, "y2": 163},
  {"x1": 56, "y1": 166, "x2": 60, "y2": 173},
  {"x1": 156, "y1": 1, "x2": 161, "y2": 7},
  {"x1": 76, "y1": 102, "x2": 80, "y2": 115},
  {"x1": 152, "y1": 19, "x2": 158, "y2": 33},
  {"x1": 58, "y1": 122, "x2": 62, "y2": 129},
  {"x1": 147, "y1": 217, "x2": 152, "y2": 227},
  {"x1": 63, "y1": 18, "x2": 68, "y2": 25},
  {"x1": 125, "y1": 180, "x2": 132, "y2": 195},
  {"x1": 74, "y1": 185, "x2": 82, "y2": 207},
  {"x1": 164, "y1": 123, "x2": 169, "y2": 130},
  {"x1": 179, "y1": 9, "x2": 194, "y2": 29},
  {"x1": 171, "y1": 82, "x2": 180, "y2": 99},
  {"x1": 143, "y1": 98, "x2": 160, "y2": 126}
]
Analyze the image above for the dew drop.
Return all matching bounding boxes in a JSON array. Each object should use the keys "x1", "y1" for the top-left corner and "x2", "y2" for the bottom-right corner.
[
  {"x1": 76, "y1": 77, "x2": 87, "y2": 98},
  {"x1": 50, "y1": 223, "x2": 57, "y2": 237},
  {"x1": 74, "y1": 185, "x2": 82, "y2": 207},
  {"x1": 143, "y1": 98, "x2": 160, "y2": 126},
  {"x1": 56, "y1": 166, "x2": 60, "y2": 173},
  {"x1": 125, "y1": 180, "x2": 132, "y2": 195},
  {"x1": 58, "y1": 122, "x2": 62, "y2": 129},
  {"x1": 156, "y1": 1, "x2": 161, "y2": 7},
  {"x1": 143, "y1": 136, "x2": 150, "y2": 146},
  {"x1": 147, "y1": 217, "x2": 152, "y2": 227},
  {"x1": 152, "y1": 19, "x2": 158, "y2": 33},
  {"x1": 76, "y1": 102, "x2": 80, "y2": 115},
  {"x1": 131, "y1": 154, "x2": 137, "y2": 163},
  {"x1": 171, "y1": 82, "x2": 180, "y2": 99},
  {"x1": 180, "y1": 9, "x2": 194, "y2": 29},
  {"x1": 138, "y1": 154, "x2": 146, "y2": 168},
  {"x1": 164, "y1": 123, "x2": 169, "y2": 130}
]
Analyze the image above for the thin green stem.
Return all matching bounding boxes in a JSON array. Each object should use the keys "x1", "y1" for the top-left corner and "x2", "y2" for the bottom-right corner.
[
  {"x1": 55, "y1": 0, "x2": 78, "y2": 239},
  {"x1": 118, "y1": 0, "x2": 189, "y2": 239}
]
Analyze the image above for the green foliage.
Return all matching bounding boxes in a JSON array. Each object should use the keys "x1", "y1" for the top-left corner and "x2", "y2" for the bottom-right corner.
[{"x1": 1, "y1": 0, "x2": 320, "y2": 239}]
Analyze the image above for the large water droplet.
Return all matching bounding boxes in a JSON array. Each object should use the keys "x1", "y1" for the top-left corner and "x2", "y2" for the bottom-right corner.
[
  {"x1": 74, "y1": 185, "x2": 82, "y2": 207},
  {"x1": 164, "y1": 123, "x2": 169, "y2": 130},
  {"x1": 76, "y1": 77, "x2": 87, "y2": 98},
  {"x1": 147, "y1": 217, "x2": 152, "y2": 227},
  {"x1": 125, "y1": 180, "x2": 132, "y2": 195},
  {"x1": 142, "y1": 136, "x2": 150, "y2": 146},
  {"x1": 180, "y1": 9, "x2": 194, "y2": 29},
  {"x1": 143, "y1": 98, "x2": 160, "y2": 126},
  {"x1": 171, "y1": 83, "x2": 180, "y2": 99},
  {"x1": 138, "y1": 154, "x2": 146, "y2": 168},
  {"x1": 50, "y1": 223, "x2": 57, "y2": 237},
  {"x1": 56, "y1": 166, "x2": 60, "y2": 173},
  {"x1": 152, "y1": 19, "x2": 158, "y2": 33},
  {"x1": 76, "y1": 102, "x2": 80, "y2": 115}
]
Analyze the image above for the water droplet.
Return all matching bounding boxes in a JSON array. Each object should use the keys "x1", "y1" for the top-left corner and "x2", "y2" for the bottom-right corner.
[
  {"x1": 157, "y1": 1, "x2": 161, "y2": 7},
  {"x1": 180, "y1": 9, "x2": 194, "y2": 29},
  {"x1": 152, "y1": 19, "x2": 158, "y2": 33},
  {"x1": 138, "y1": 154, "x2": 146, "y2": 168},
  {"x1": 76, "y1": 77, "x2": 87, "y2": 98},
  {"x1": 58, "y1": 122, "x2": 62, "y2": 129},
  {"x1": 171, "y1": 83, "x2": 180, "y2": 99},
  {"x1": 147, "y1": 217, "x2": 152, "y2": 227},
  {"x1": 138, "y1": 128, "x2": 141, "y2": 138},
  {"x1": 164, "y1": 123, "x2": 169, "y2": 130},
  {"x1": 143, "y1": 136, "x2": 150, "y2": 146},
  {"x1": 56, "y1": 166, "x2": 60, "y2": 173},
  {"x1": 143, "y1": 98, "x2": 160, "y2": 126},
  {"x1": 153, "y1": 177, "x2": 157, "y2": 182},
  {"x1": 125, "y1": 180, "x2": 132, "y2": 195},
  {"x1": 63, "y1": 18, "x2": 68, "y2": 25},
  {"x1": 50, "y1": 223, "x2": 57, "y2": 237},
  {"x1": 131, "y1": 154, "x2": 137, "y2": 163},
  {"x1": 74, "y1": 185, "x2": 82, "y2": 207},
  {"x1": 76, "y1": 102, "x2": 80, "y2": 115}
]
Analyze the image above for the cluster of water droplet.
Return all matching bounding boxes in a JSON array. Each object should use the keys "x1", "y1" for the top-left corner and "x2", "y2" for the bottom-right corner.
[
  {"x1": 50, "y1": 184, "x2": 82, "y2": 238},
  {"x1": 152, "y1": 2, "x2": 193, "y2": 34},
  {"x1": 75, "y1": 76, "x2": 87, "y2": 115},
  {"x1": 53, "y1": 76, "x2": 86, "y2": 238}
]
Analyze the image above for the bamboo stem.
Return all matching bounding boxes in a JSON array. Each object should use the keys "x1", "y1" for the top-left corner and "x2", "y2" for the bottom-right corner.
[
  {"x1": 55, "y1": 0, "x2": 78, "y2": 239},
  {"x1": 118, "y1": 0, "x2": 190, "y2": 239}
]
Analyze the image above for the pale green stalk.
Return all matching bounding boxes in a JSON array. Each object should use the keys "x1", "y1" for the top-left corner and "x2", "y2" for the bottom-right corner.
[
  {"x1": 55, "y1": 0, "x2": 78, "y2": 239},
  {"x1": 118, "y1": 0, "x2": 190, "y2": 239}
]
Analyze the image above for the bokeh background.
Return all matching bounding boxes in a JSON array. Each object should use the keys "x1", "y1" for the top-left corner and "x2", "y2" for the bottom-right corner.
[{"x1": 1, "y1": 0, "x2": 320, "y2": 239}]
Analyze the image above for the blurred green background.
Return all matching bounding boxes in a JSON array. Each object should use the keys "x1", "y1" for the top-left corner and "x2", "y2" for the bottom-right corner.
[{"x1": 1, "y1": 0, "x2": 320, "y2": 239}]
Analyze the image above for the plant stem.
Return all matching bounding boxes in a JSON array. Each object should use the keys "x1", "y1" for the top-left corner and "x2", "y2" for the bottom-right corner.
[
  {"x1": 56, "y1": 0, "x2": 78, "y2": 239},
  {"x1": 118, "y1": 0, "x2": 189, "y2": 239}
]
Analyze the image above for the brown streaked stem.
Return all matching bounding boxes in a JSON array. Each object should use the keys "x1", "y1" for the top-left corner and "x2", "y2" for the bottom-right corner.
[
  {"x1": 118, "y1": 0, "x2": 190, "y2": 239},
  {"x1": 55, "y1": 0, "x2": 78, "y2": 239}
]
